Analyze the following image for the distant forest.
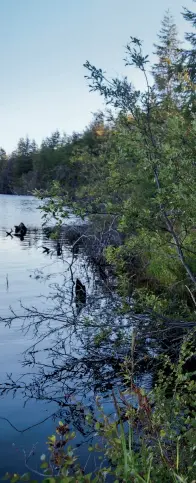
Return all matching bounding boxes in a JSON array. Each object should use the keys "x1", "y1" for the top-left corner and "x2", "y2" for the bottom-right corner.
[
  {"x1": 0, "y1": 123, "x2": 104, "y2": 196},
  {"x1": 0, "y1": 5, "x2": 195, "y2": 212},
  {"x1": 2, "y1": 5, "x2": 196, "y2": 480}
]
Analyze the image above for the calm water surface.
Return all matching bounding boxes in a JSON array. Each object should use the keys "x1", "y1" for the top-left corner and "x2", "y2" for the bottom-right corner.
[
  {"x1": 0, "y1": 195, "x2": 96, "y2": 477},
  {"x1": 0, "y1": 195, "x2": 150, "y2": 479}
]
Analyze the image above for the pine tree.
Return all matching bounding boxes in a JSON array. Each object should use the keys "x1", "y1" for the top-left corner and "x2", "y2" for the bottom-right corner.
[
  {"x1": 183, "y1": 1, "x2": 196, "y2": 82},
  {"x1": 152, "y1": 10, "x2": 180, "y2": 98}
]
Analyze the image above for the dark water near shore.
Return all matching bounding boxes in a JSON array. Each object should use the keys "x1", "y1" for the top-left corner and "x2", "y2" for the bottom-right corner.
[
  {"x1": 0, "y1": 195, "x2": 151, "y2": 479},
  {"x1": 0, "y1": 195, "x2": 94, "y2": 476},
  {"x1": 0, "y1": 195, "x2": 129, "y2": 478}
]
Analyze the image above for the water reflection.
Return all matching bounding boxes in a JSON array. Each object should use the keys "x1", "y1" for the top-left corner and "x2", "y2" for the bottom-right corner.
[
  {"x1": 0, "y1": 195, "x2": 94, "y2": 475},
  {"x1": 0, "y1": 195, "x2": 193, "y2": 478},
  {"x1": 0, "y1": 195, "x2": 134, "y2": 476}
]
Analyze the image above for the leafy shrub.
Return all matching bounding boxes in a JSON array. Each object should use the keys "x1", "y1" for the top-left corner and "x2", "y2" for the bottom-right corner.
[{"x1": 5, "y1": 333, "x2": 196, "y2": 483}]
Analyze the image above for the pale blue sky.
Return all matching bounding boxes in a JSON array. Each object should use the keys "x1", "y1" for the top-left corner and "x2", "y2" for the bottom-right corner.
[{"x1": 0, "y1": 0, "x2": 194, "y2": 152}]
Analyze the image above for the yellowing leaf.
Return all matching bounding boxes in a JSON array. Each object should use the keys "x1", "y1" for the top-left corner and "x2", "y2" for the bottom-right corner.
[
  {"x1": 48, "y1": 434, "x2": 56, "y2": 443},
  {"x1": 160, "y1": 429, "x2": 166, "y2": 438},
  {"x1": 127, "y1": 114, "x2": 133, "y2": 122},
  {"x1": 95, "y1": 124, "x2": 105, "y2": 136}
]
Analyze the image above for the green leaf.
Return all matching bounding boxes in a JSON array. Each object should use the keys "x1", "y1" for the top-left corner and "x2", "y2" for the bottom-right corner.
[
  {"x1": 48, "y1": 435, "x2": 56, "y2": 443},
  {"x1": 2, "y1": 474, "x2": 11, "y2": 481},
  {"x1": 20, "y1": 474, "x2": 31, "y2": 482},
  {"x1": 10, "y1": 476, "x2": 19, "y2": 483},
  {"x1": 41, "y1": 462, "x2": 49, "y2": 469}
]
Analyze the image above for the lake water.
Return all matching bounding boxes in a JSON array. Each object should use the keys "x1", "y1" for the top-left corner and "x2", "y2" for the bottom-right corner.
[
  {"x1": 0, "y1": 194, "x2": 131, "y2": 478},
  {"x1": 0, "y1": 195, "x2": 98, "y2": 477},
  {"x1": 0, "y1": 195, "x2": 152, "y2": 479}
]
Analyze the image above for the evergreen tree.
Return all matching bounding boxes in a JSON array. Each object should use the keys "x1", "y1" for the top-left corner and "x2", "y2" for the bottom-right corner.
[
  {"x1": 182, "y1": 1, "x2": 196, "y2": 82},
  {"x1": 13, "y1": 137, "x2": 37, "y2": 177},
  {"x1": 152, "y1": 10, "x2": 180, "y2": 98}
]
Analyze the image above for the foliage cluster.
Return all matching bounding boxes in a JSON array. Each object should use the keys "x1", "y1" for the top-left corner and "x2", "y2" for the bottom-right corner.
[
  {"x1": 2, "y1": 4, "x2": 196, "y2": 481},
  {"x1": 33, "y1": 7, "x2": 196, "y2": 316},
  {"x1": 5, "y1": 331, "x2": 196, "y2": 482}
]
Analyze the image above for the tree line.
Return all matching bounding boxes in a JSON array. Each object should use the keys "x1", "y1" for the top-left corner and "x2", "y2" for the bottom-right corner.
[
  {"x1": 37, "y1": 6, "x2": 196, "y2": 319},
  {"x1": 1, "y1": 6, "x2": 196, "y2": 319},
  {"x1": 2, "y1": 5, "x2": 196, "y2": 481},
  {"x1": 0, "y1": 8, "x2": 193, "y2": 198}
]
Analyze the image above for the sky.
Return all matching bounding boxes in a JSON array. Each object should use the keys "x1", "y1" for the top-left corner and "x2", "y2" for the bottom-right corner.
[{"x1": 0, "y1": 0, "x2": 194, "y2": 153}]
